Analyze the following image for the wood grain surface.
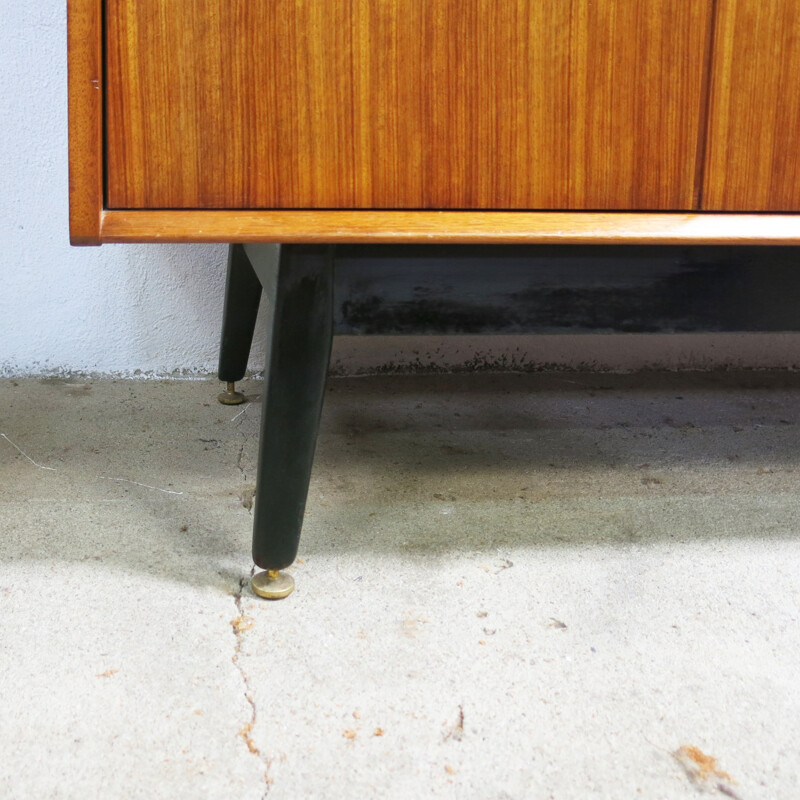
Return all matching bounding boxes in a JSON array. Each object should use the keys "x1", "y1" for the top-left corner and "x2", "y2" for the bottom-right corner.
[
  {"x1": 67, "y1": 0, "x2": 103, "y2": 244},
  {"x1": 704, "y1": 1, "x2": 800, "y2": 210},
  {"x1": 99, "y1": 210, "x2": 800, "y2": 245},
  {"x1": 105, "y1": 0, "x2": 712, "y2": 211}
]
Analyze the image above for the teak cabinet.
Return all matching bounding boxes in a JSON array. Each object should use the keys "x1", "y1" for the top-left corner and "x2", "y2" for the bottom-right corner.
[
  {"x1": 69, "y1": 0, "x2": 800, "y2": 591},
  {"x1": 70, "y1": 0, "x2": 800, "y2": 245}
]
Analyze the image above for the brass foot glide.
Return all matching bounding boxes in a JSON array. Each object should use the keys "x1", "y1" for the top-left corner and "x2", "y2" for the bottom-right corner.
[
  {"x1": 218, "y1": 381, "x2": 245, "y2": 405},
  {"x1": 251, "y1": 569, "x2": 295, "y2": 600}
]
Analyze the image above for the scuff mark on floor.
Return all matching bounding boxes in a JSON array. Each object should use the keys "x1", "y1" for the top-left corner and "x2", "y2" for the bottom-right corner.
[
  {"x1": 96, "y1": 475, "x2": 184, "y2": 495},
  {"x1": 96, "y1": 668, "x2": 119, "y2": 678},
  {"x1": 231, "y1": 403, "x2": 251, "y2": 424},
  {"x1": 1, "y1": 432, "x2": 57, "y2": 471},
  {"x1": 232, "y1": 568, "x2": 272, "y2": 798},
  {"x1": 239, "y1": 485, "x2": 256, "y2": 511},
  {"x1": 443, "y1": 705, "x2": 465, "y2": 742},
  {"x1": 2, "y1": 431, "x2": 184, "y2": 494},
  {"x1": 673, "y1": 744, "x2": 741, "y2": 798},
  {"x1": 231, "y1": 615, "x2": 255, "y2": 635}
]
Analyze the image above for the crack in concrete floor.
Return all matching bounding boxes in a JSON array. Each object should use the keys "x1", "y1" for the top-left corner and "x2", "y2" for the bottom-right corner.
[{"x1": 232, "y1": 567, "x2": 272, "y2": 798}]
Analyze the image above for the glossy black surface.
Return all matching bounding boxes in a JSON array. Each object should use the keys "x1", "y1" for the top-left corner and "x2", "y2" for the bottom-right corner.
[
  {"x1": 334, "y1": 246, "x2": 800, "y2": 334},
  {"x1": 218, "y1": 244, "x2": 263, "y2": 383},
  {"x1": 247, "y1": 245, "x2": 334, "y2": 570}
]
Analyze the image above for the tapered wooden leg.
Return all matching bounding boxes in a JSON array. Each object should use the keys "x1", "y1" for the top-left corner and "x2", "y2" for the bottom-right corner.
[
  {"x1": 244, "y1": 244, "x2": 334, "y2": 581},
  {"x1": 218, "y1": 245, "x2": 262, "y2": 403}
]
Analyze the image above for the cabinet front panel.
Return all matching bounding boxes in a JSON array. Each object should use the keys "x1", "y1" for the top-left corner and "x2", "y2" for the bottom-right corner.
[
  {"x1": 105, "y1": 0, "x2": 711, "y2": 210},
  {"x1": 703, "y1": 0, "x2": 800, "y2": 211}
]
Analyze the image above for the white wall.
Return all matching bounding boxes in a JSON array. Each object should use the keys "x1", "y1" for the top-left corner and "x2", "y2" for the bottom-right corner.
[{"x1": 2, "y1": 1, "x2": 799, "y2": 378}]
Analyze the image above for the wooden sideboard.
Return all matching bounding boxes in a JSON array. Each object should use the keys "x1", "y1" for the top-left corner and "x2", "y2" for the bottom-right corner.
[
  {"x1": 68, "y1": 0, "x2": 800, "y2": 596},
  {"x1": 70, "y1": 0, "x2": 800, "y2": 246}
]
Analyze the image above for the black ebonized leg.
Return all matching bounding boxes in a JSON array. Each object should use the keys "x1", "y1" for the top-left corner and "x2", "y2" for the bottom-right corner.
[
  {"x1": 244, "y1": 244, "x2": 334, "y2": 575},
  {"x1": 218, "y1": 244, "x2": 263, "y2": 384}
]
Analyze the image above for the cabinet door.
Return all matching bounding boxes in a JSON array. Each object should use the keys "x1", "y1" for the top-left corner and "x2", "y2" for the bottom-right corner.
[
  {"x1": 106, "y1": 0, "x2": 712, "y2": 210},
  {"x1": 703, "y1": 0, "x2": 800, "y2": 211}
]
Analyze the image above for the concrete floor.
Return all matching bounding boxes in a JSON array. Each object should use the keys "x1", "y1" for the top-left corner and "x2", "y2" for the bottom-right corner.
[{"x1": 1, "y1": 371, "x2": 799, "y2": 799}]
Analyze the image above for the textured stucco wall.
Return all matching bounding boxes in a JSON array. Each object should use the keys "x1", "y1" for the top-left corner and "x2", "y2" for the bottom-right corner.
[{"x1": 2, "y1": 1, "x2": 799, "y2": 378}]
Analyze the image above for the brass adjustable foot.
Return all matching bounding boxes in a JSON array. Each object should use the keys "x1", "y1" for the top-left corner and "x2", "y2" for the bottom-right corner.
[
  {"x1": 218, "y1": 381, "x2": 245, "y2": 405},
  {"x1": 251, "y1": 569, "x2": 295, "y2": 600}
]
